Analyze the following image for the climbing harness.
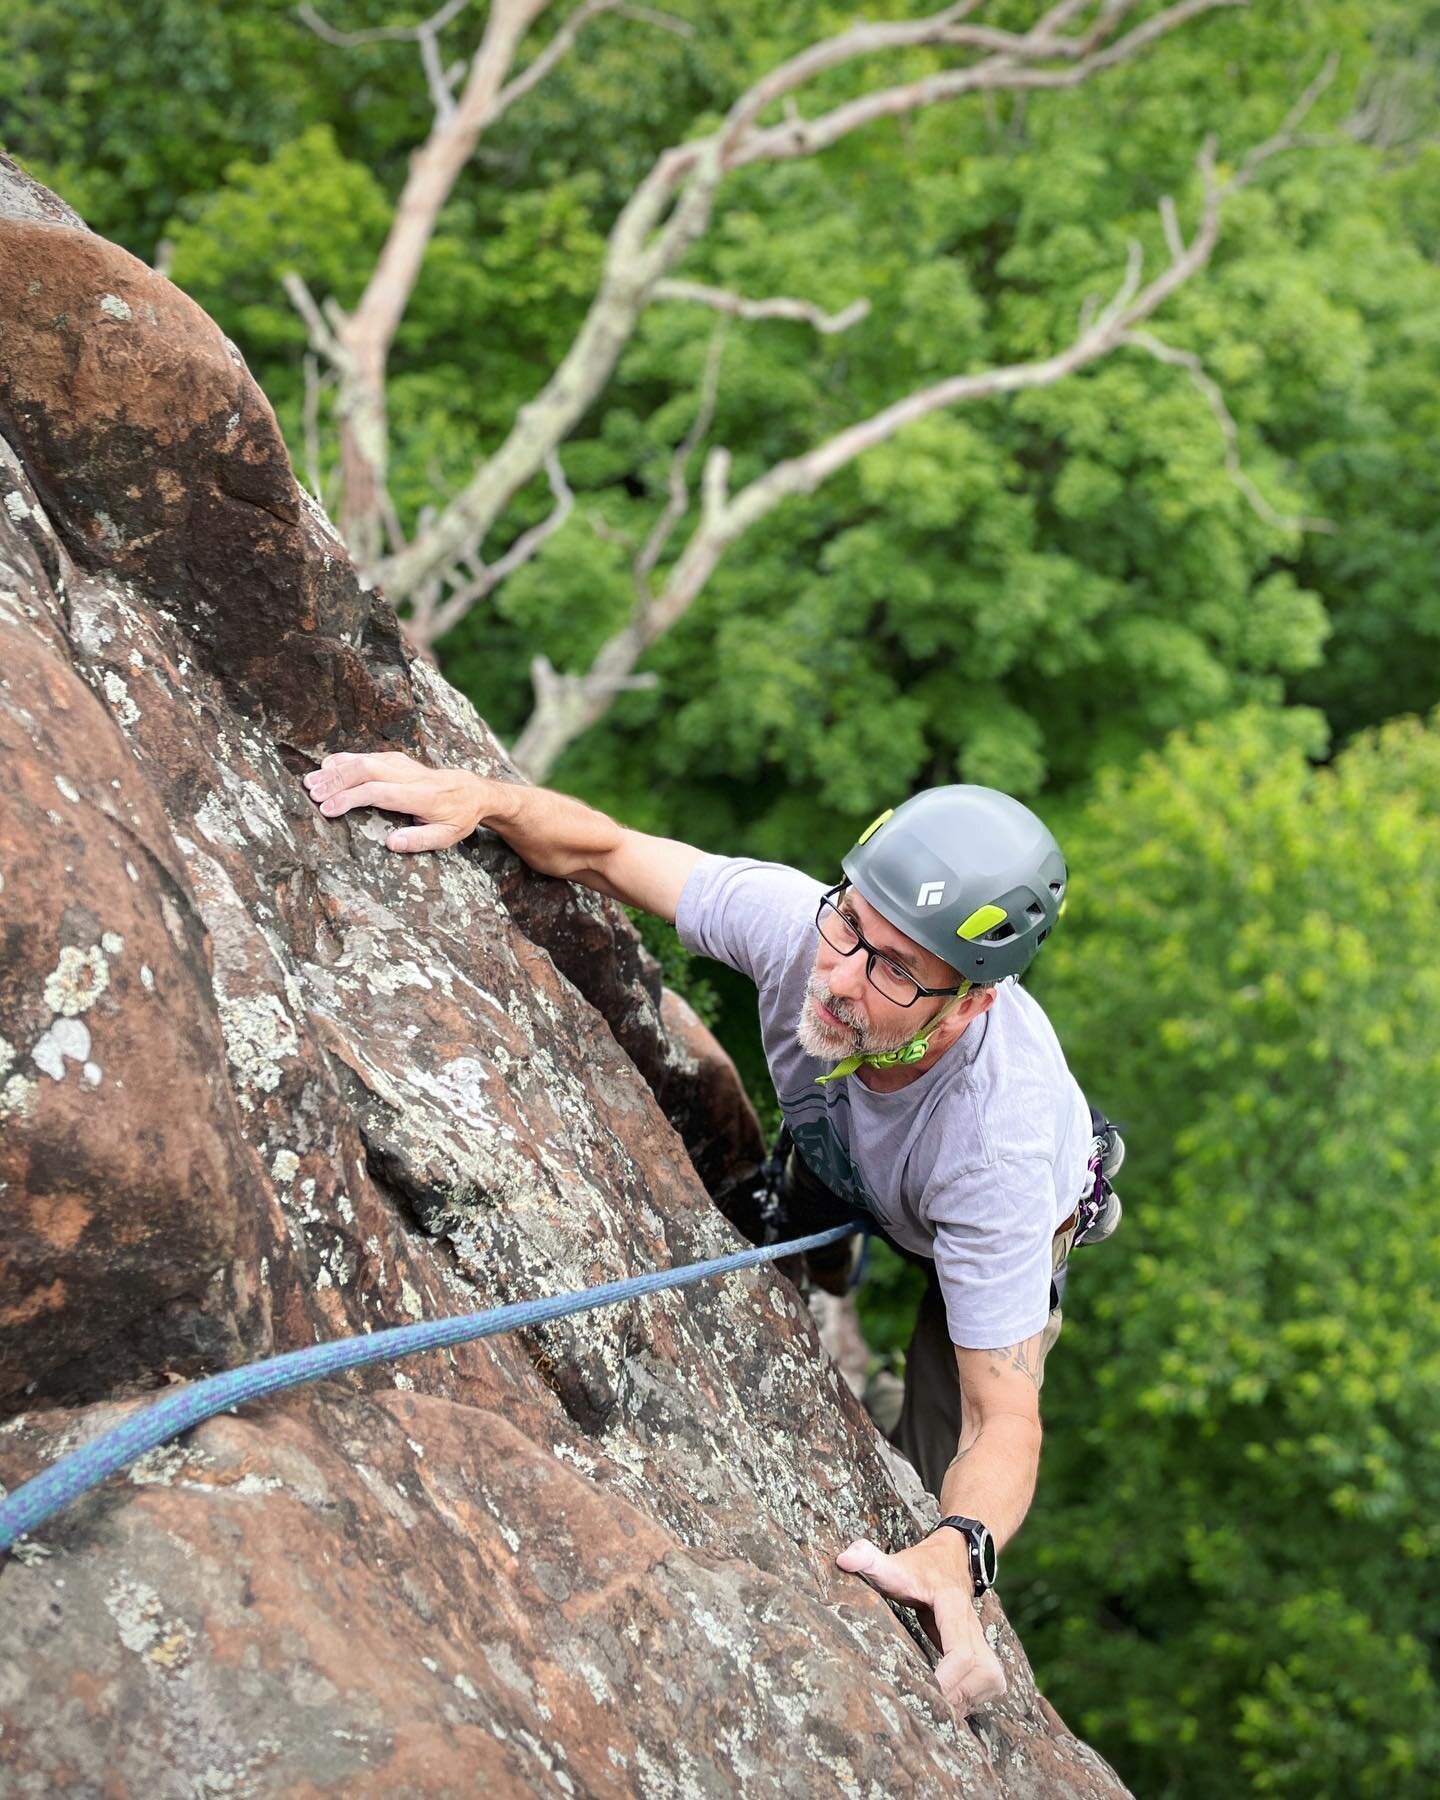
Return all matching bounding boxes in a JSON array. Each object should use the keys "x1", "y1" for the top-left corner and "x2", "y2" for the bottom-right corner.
[
  {"x1": 0, "y1": 1223, "x2": 857, "y2": 1553},
  {"x1": 1073, "y1": 1107, "x2": 1125, "y2": 1249}
]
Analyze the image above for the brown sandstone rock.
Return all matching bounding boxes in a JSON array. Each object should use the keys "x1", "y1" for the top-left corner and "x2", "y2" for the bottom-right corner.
[{"x1": 0, "y1": 156, "x2": 1129, "y2": 1798}]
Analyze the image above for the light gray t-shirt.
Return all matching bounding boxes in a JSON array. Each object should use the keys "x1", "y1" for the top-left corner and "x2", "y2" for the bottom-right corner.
[{"x1": 677, "y1": 854, "x2": 1093, "y2": 1348}]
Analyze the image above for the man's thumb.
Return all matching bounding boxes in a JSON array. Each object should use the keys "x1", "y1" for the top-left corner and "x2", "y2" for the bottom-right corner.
[{"x1": 836, "y1": 1538, "x2": 913, "y2": 1602}]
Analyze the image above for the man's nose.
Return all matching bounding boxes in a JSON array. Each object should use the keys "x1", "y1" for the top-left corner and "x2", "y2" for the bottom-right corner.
[{"x1": 827, "y1": 952, "x2": 869, "y2": 1002}]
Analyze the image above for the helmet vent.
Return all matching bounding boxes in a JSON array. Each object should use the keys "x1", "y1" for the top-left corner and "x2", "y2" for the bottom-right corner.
[
  {"x1": 981, "y1": 920, "x2": 1016, "y2": 943},
  {"x1": 1048, "y1": 879, "x2": 1064, "y2": 895},
  {"x1": 1026, "y1": 900, "x2": 1045, "y2": 921}
]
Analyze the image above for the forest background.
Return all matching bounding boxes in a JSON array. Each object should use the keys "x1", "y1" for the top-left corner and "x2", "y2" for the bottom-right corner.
[{"x1": 4, "y1": 1, "x2": 1438, "y2": 1792}]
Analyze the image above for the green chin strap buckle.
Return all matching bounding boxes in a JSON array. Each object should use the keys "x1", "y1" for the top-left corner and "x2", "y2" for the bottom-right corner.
[{"x1": 814, "y1": 991, "x2": 969, "y2": 1086}]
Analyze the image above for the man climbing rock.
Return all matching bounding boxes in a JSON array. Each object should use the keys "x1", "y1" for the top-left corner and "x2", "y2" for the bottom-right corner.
[{"x1": 303, "y1": 752, "x2": 1121, "y2": 1717}]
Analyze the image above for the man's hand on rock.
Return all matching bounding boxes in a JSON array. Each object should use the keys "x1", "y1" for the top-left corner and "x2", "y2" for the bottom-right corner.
[
  {"x1": 836, "y1": 1534, "x2": 1006, "y2": 1717},
  {"x1": 303, "y1": 751, "x2": 484, "y2": 853}
]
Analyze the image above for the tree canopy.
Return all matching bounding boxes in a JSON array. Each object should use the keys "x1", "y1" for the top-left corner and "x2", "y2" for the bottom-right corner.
[{"x1": 1017, "y1": 704, "x2": 1440, "y2": 1796}]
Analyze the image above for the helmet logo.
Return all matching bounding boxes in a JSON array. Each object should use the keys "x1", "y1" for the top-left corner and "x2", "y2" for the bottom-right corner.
[{"x1": 916, "y1": 882, "x2": 946, "y2": 907}]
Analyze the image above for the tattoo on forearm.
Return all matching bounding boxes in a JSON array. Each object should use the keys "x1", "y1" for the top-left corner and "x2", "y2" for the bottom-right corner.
[{"x1": 988, "y1": 1334, "x2": 1043, "y2": 1389}]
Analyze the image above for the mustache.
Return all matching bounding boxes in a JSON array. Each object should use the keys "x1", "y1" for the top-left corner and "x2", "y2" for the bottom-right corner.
[{"x1": 806, "y1": 977, "x2": 863, "y2": 1033}]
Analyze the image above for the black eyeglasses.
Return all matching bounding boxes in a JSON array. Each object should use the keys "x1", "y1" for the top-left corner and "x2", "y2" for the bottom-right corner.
[{"x1": 814, "y1": 884, "x2": 969, "y2": 1008}]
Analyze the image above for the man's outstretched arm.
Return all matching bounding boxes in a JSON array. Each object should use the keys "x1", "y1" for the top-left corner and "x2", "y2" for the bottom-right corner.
[{"x1": 303, "y1": 750, "x2": 702, "y2": 923}]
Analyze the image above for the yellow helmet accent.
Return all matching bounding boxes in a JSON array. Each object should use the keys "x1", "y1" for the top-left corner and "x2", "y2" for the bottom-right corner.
[
  {"x1": 956, "y1": 902, "x2": 1008, "y2": 941},
  {"x1": 855, "y1": 808, "x2": 893, "y2": 846}
]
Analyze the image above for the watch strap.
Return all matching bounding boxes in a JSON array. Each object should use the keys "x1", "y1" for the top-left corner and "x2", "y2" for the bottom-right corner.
[{"x1": 931, "y1": 1515, "x2": 997, "y2": 1595}]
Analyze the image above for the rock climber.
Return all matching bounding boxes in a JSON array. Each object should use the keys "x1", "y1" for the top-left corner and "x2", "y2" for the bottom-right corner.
[{"x1": 302, "y1": 751, "x2": 1122, "y2": 1717}]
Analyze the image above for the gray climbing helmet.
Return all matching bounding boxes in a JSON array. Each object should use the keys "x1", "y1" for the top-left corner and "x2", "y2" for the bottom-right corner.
[{"x1": 841, "y1": 785, "x2": 1067, "y2": 984}]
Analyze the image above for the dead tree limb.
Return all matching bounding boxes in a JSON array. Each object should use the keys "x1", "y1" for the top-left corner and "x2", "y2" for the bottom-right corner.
[
  {"x1": 508, "y1": 75, "x2": 1336, "y2": 781},
  {"x1": 653, "y1": 280, "x2": 870, "y2": 335},
  {"x1": 376, "y1": 0, "x2": 1244, "y2": 607},
  {"x1": 292, "y1": 0, "x2": 662, "y2": 569}
]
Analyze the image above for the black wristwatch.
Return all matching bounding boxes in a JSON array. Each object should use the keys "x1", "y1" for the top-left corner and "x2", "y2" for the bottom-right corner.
[{"x1": 932, "y1": 1516, "x2": 997, "y2": 1596}]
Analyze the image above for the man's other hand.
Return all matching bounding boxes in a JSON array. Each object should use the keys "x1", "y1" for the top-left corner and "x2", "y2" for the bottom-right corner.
[
  {"x1": 303, "y1": 751, "x2": 483, "y2": 853},
  {"x1": 835, "y1": 1535, "x2": 1006, "y2": 1716}
]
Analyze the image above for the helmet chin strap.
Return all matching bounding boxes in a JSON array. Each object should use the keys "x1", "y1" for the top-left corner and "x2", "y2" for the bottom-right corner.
[{"x1": 814, "y1": 989, "x2": 969, "y2": 1086}]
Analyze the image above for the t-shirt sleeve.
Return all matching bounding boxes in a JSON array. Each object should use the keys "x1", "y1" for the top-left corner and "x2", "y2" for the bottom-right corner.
[
  {"x1": 675, "y1": 854, "x2": 820, "y2": 993},
  {"x1": 927, "y1": 1157, "x2": 1058, "y2": 1349}
]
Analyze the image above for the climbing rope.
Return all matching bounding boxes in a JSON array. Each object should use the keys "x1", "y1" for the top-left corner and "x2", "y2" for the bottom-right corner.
[{"x1": 0, "y1": 1223, "x2": 858, "y2": 1552}]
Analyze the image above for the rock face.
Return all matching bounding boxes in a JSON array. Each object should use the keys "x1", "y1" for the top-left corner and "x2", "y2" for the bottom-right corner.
[{"x1": 0, "y1": 153, "x2": 1128, "y2": 1798}]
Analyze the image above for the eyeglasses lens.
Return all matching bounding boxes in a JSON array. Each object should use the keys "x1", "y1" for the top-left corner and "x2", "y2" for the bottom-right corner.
[{"x1": 817, "y1": 897, "x2": 921, "y2": 1005}]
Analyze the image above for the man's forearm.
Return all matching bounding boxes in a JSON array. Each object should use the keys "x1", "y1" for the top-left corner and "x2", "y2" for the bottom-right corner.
[
  {"x1": 938, "y1": 1416, "x2": 1042, "y2": 1554},
  {"x1": 469, "y1": 775, "x2": 625, "y2": 882}
]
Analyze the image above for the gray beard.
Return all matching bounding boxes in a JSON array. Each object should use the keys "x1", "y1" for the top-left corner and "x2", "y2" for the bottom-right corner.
[{"x1": 794, "y1": 976, "x2": 918, "y2": 1063}]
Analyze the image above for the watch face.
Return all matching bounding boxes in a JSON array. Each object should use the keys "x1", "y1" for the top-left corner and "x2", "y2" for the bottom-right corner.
[{"x1": 977, "y1": 1527, "x2": 998, "y2": 1588}]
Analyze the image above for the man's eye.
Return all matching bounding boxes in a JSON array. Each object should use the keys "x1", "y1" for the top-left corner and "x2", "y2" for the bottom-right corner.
[{"x1": 879, "y1": 959, "x2": 912, "y2": 985}]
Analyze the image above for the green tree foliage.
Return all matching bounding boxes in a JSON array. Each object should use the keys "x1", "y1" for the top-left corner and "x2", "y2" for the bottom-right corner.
[
  {"x1": 7, "y1": 2, "x2": 1435, "y2": 869},
  {"x1": 1012, "y1": 704, "x2": 1440, "y2": 1796}
]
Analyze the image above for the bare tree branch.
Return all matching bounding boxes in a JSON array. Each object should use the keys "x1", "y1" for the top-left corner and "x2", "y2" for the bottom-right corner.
[
  {"x1": 281, "y1": 269, "x2": 344, "y2": 363},
  {"x1": 299, "y1": 0, "x2": 475, "y2": 119},
  {"x1": 298, "y1": 0, "x2": 473, "y2": 50},
  {"x1": 508, "y1": 77, "x2": 1335, "y2": 781},
  {"x1": 727, "y1": 0, "x2": 1248, "y2": 172},
  {"x1": 300, "y1": 352, "x2": 330, "y2": 505},
  {"x1": 379, "y1": 0, "x2": 1243, "y2": 605},
  {"x1": 653, "y1": 279, "x2": 870, "y2": 335},
  {"x1": 633, "y1": 324, "x2": 728, "y2": 600},
  {"x1": 420, "y1": 452, "x2": 575, "y2": 644},
  {"x1": 1120, "y1": 329, "x2": 1336, "y2": 534},
  {"x1": 300, "y1": 0, "x2": 665, "y2": 571}
]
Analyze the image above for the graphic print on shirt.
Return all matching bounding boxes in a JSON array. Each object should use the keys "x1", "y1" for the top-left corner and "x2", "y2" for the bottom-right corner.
[{"x1": 780, "y1": 1093, "x2": 879, "y2": 1215}]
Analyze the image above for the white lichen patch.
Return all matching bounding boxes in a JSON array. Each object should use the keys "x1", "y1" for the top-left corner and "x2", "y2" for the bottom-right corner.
[
  {"x1": 140, "y1": 964, "x2": 155, "y2": 991},
  {"x1": 101, "y1": 931, "x2": 123, "y2": 956},
  {"x1": 270, "y1": 1149, "x2": 300, "y2": 1186},
  {"x1": 82, "y1": 1061, "x2": 102, "y2": 1087},
  {"x1": 399, "y1": 1278, "x2": 425, "y2": 1322},
  {"x1": 215, "y1": 987, "x2": 299, "y2": 1109},
  {"x1": 98, "y1": 292, "x2": 132, "y2": 321},
  {"x1": 403, "y1": 1055, "x2": 509, "y2": 1142},
  {"x1": 363, "y1": 958, "x2": 433, "y2": 998},
  {"x1": 229, "y1": 1472, "x2": 285, "y2": 1497},
  {"x1": 3, "y1": 492, "x2": 29, "y2": 523},
  {"x1": 100, "y1": 670, "x2": 140, "y2": 727},
  {"x1": 8, "y1": 1537, "x2": 54, "y2": 1568},
  {"x1": 53, "y1": 775, "x2": 80, "y2": 804},
  {"x1": 43, "y1": 944, "x2": 110, "y2": 1017},
  {"x1": 0, "y1": 1036, "x2": 13, "y2": 1081},
  {"x1": 125, "y1": 861, "x2": 140, "y2": 884},
  {"x1": 0, "y1": 1074, "x2": 37, "y2": 1121},
  {"x1": 577, "y1": 1660, "x2": 614, "y2": 1705},
  {"x1": 551, "y1": 1442, "x2": 598, "y2": 1478},
  {"x1": 129, "y1": 1441, "x2": 212, "y2": 1488},
  {"x1": 105, "y1": 1575, "x2": 194, "y2": 1672},
  {"x1": 194, "y1": 793, "x2": 244, "y2": 850},
  {"x1": 478, "y1": 1486, "x2": 520, "y2": 1555},
  {"x1": 354, "y1": 1463, "x2": 418, "y2": 1529}
]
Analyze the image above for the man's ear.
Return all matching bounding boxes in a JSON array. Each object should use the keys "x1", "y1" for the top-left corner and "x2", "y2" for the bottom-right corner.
[{"x1": 965, "y1": 984, "x2": 998, "y2": 1019}]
